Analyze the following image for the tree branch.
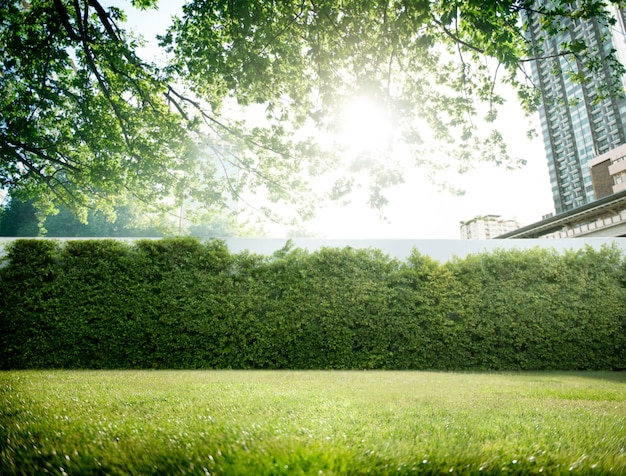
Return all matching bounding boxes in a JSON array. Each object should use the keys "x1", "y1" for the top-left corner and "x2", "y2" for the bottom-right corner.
[
  {"x1": 1, "y1": 138, "x2": 80, "y2": 172},
  {"x1": 510, "y1": 2, "x2": 566, "y2": 18},
  {"x1": 258, "y1": 0, "x2": 307, "y2": 56},
  {"x1": 2, "y1": 143, "x2": 79, "y2": 209},
  {"x1": 208, "y1": 144, "x2": 271, "y2": 218},
  {"x1": 430, "y1": 14, "x2": 485, "y2": 54},
  {"x1": 453, "y1": 14, "x2": 476, "y2": 129},
  {"x1": 87, "y1": 0, "x2": 121, "y2": 43},
  {"x1": 52, "y1": 0, "x2": 81, "y2": 41},
  {"x1": 71, "y1": 0, "x2": 136, "y2": 156},
  {"x1": 165, "y1": 86, "x2": 295, "y2": 193},
  {"x1": 519, "y1": 50, "x2": 577, "y2": 62}
]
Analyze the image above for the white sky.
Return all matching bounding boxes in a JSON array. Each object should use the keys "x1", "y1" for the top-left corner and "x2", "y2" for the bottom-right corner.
[{"x1": 107, "y1": 0, "x2": 554, "y2": 239}]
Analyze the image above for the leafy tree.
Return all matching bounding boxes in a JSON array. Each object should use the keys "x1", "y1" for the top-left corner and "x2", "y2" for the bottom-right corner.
[
  {"x1": 1, "y1": 0, "x2": 202, "y2": 221},
  {"x1": 0, "y1": 195, "x2": 163, "y2": 236},
  {"x1": 0, "y1": 196, "x2": 40, "y2": 236},
  {"x1": 0, "y1": 193, "x2": 244, "y2": 237},
  {"x1": 2, "y1": 0, "x2": 624, "y2": 223}
]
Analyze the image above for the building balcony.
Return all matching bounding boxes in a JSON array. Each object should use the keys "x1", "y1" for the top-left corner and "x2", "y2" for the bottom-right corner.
[
  {"x1": 609, "y1": 159, "x2": 626, "y2": 175},
  {"x1": 614, "y1": 181, "x2": 626, "y2": 194}
]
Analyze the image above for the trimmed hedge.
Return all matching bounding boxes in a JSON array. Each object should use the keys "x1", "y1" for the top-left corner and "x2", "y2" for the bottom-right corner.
[{"x1": 1, "y1": 238, "x2": 624, "y2": 370}]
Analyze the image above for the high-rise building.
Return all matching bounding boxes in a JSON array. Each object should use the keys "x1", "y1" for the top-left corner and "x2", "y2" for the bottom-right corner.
[
  {"x1": 459, "y1": 215, "x2": 520, "y2": 239},
  {"x1": 526, "y1": 4, "x2": 626, "y2": 214}
]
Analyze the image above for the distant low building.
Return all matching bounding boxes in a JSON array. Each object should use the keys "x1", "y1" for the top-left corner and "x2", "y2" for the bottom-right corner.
[
  {"x1": 496, "y1": 189, "x2": 626, "y2": 239},
  {"x1": 496, "y1": 145, "x2": 626, "y2": 239},
  {"x1": 459, "y1": 215, "x2": 521, "y2": 240}
]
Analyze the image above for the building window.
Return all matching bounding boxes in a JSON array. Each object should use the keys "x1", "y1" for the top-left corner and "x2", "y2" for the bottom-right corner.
[{"x1": 614, "y1": 172, "x2": 626, "y2": 184}]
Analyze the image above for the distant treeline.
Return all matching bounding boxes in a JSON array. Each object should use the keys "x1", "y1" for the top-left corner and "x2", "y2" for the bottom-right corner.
[
  {"x1": 0, "y1": 196, "x2": 237, "y2": 237},
  {"x1": 1, "y1": 238, "x2": 624, "y2": 370}
]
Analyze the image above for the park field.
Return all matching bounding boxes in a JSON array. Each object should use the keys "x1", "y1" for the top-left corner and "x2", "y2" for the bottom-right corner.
[{"x1": 0, "y1": 371, "x2": 624, "y2": 475}]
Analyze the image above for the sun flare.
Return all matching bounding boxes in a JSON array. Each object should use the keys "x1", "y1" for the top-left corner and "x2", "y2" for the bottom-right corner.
[{"x1": 339, "y1": 95, "x2": 393, "y2": 152}]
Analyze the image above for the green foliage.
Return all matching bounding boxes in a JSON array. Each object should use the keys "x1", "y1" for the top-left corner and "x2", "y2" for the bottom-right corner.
[
  {"x1": 0, "y1": 194, "x2": 247, "y2": 237},
  {"x1": 3, "y1": 0, "x2": 624, "y2": 222},
  {"x1": 164, "y1": 0, "x2": 625, "y2": 199},
  {"x1": 48, "y1": 239, "x2": 146, "y2": 368},
  {"x1": 1, "y1": 238, "x2": 625, "y2": 370},
  {"x1": 0, "y1": 196, "x2": 165, "y2": 237},
  {"x1": 0, "y1": 0, "x2": 202, "y2": 221},
  {"x1": 447, "y1": 246, "x2": 626, "y2": 370},
  {"x1": 0, "y1": 239, "x2": 59, "y2": 368}
]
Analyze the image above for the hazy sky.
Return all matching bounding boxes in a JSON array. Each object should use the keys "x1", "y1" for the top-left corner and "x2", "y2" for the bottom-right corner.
[{"x1": 107, "y1": 0, "x2": 555, "y2": 239}]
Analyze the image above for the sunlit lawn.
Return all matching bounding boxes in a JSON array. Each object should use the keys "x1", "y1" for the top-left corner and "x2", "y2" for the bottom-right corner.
[{"x1": 0, "y1": 370, "x2": 624, "y2": 475}]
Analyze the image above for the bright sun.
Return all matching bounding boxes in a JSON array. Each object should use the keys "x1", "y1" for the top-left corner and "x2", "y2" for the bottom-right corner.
[{"x1": 339, "y1": 95, "x2": 393, "y2": 152}]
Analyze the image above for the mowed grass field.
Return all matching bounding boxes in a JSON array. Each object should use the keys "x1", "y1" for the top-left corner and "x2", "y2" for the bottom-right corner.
[{"x1": 0, "y1": 371, "x2": 624, "y2": 475}]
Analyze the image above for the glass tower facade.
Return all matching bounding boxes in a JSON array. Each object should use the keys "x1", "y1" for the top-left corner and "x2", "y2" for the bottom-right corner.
[{"x1": 526, "y1": 4, "x2": 626, "y2": 214}]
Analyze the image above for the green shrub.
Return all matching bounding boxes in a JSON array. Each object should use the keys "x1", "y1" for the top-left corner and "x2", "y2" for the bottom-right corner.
[
  {"x1": 0, "y1": 239, "x2": 59, "y2": 368},
  {"x1": 1, "y1": 238, "x2": 624, "y2": 370}
]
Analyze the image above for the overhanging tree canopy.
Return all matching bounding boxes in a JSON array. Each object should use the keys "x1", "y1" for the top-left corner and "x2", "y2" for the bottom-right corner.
[{"x1": 1, "y1": 0, "x2": 624, "y2": 225}]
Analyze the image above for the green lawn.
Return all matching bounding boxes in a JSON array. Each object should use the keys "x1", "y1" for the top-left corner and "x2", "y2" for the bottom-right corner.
[{"x1": 0, "y1": 371, "x2": 624, "y2": 475}]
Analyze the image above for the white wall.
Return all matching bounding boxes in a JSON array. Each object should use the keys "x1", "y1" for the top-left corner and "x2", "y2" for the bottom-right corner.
[{"x1": 2, "y1": 237, "x2": 626, "y2": 262}]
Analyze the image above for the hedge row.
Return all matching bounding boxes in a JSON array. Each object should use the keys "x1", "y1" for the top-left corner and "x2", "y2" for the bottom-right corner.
[{"x1": 1, "y1": 238, "x2": 625, "y2": 370}]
